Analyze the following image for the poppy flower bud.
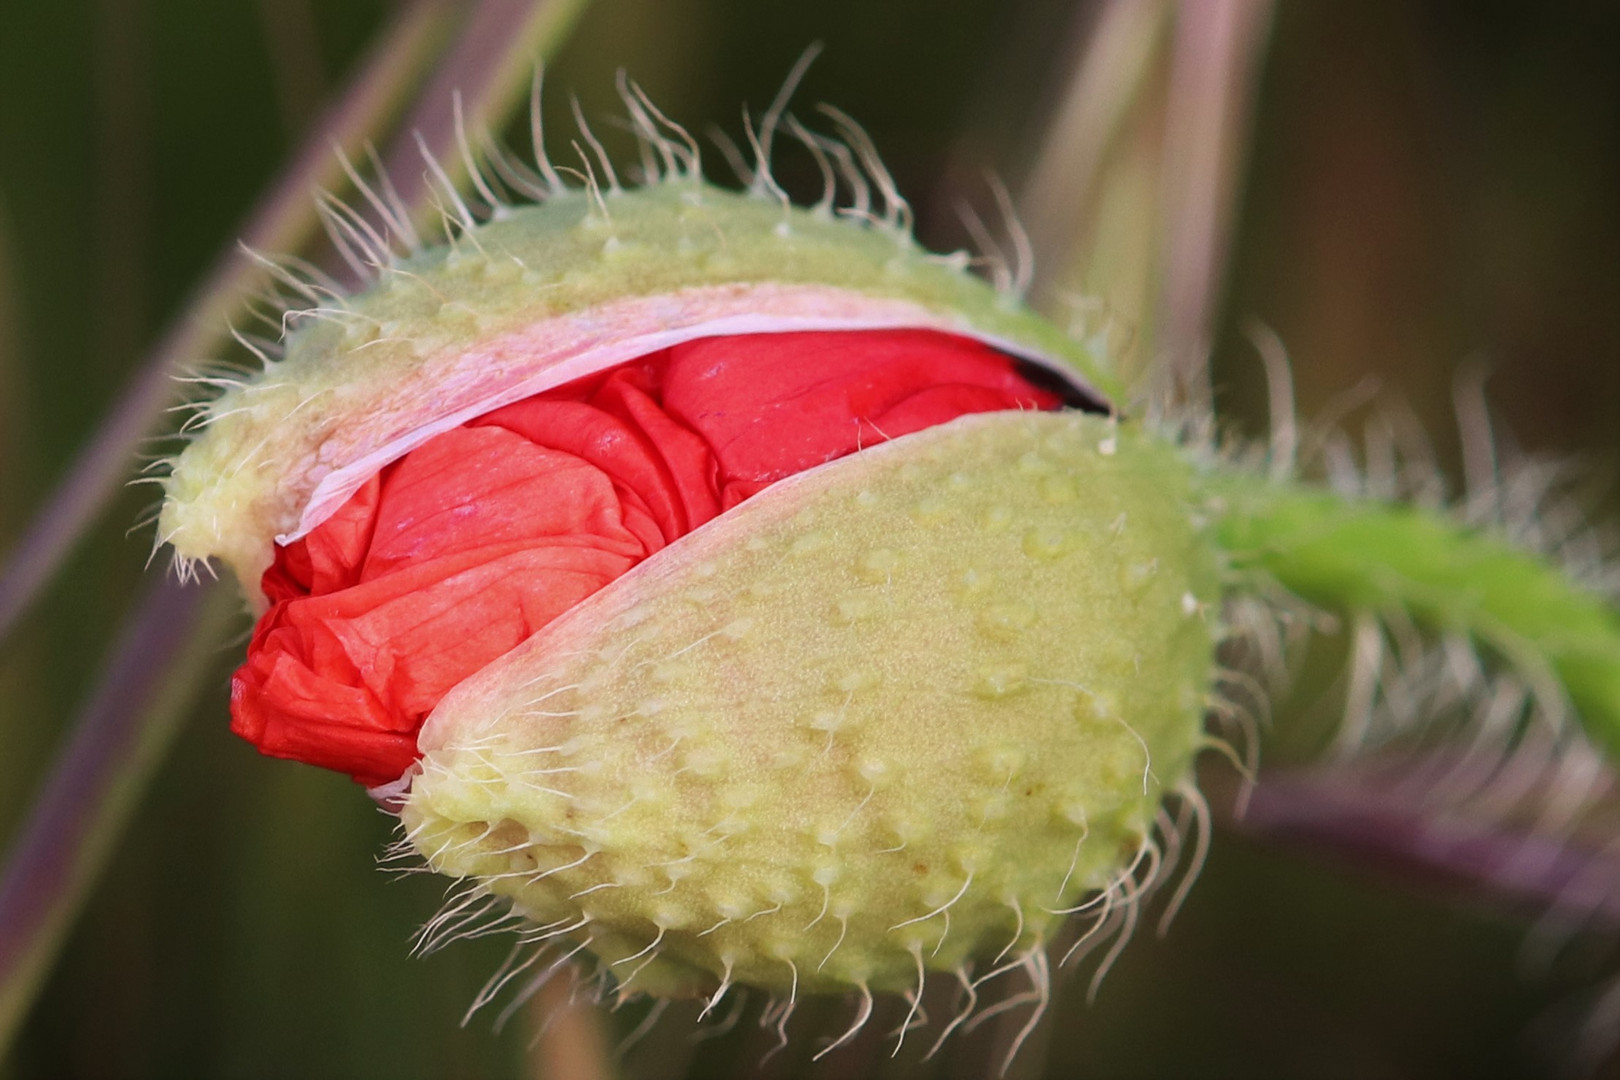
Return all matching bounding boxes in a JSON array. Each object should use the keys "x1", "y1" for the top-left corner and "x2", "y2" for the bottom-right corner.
[{"x1": 159, "y1": 149, "x2": 1219, "y2": 1020}]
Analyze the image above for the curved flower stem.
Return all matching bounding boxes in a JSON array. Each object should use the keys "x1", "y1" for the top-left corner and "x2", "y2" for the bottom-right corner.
[
  {"x1": 0, "y1": 0, "x2": 455, "y2": 647},
  {"x1": 0, "y1": 0, "x2": 595, "y2": 1061},
  {"x1": 1208, "y1": 470, "x2": 1620, "y2": 756}
]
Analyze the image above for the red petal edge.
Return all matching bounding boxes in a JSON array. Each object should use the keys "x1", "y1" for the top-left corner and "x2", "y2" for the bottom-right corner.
[{"x1": 230, "y1": 330, "x2": 1063, "y2": 786}]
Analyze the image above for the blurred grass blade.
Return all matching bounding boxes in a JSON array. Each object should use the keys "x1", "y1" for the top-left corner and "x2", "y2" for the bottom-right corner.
[
  {"x1": 975, "y1": 5, "x2": 1275, "y2": 1074},
  {"x1": 0, "y1": 577, "x2": 237, "y2": 1053},
  {"x1": 1020, "y1": 0, "x2": 1172, "y2": 306},
  {"x1": 1023, "y1": 1, "x2": 1620, "y2": 928},
  {"x1": 1017, "y1": 0, "x2": 1272, "y2": 398},
  {"x1": 0, "y1": 204, "x2": 28, "y2": 538},
  {"x1": 0, "y1": 0, "x2": 594, "y2": 1061},
  {"x1": 0, "y1": 0, "x2": 456, "y2": 647},
  {"x1": 1154, "y1": 0, "x2": 1275, "y2": 404},
  {"x1": 383, "y1": 0, "x2": 595, "y2": 217}
]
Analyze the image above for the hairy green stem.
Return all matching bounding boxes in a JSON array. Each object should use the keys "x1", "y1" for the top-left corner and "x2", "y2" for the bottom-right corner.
[{"x1": 1208, "y1": 470, "x2": 1620, "y2": 755}]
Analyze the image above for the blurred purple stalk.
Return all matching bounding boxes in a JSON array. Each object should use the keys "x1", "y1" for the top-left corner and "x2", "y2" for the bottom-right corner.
[
  {"x1": 0, "y1": 577, "x2": 235, "y2": 1049},
  {"x1": 1225, "y1": 766, "x2": 1620, "y2": 931},
  {"x1": 0, "y1": 0, "x2": 454, "y2": 646},
  {"x1": 0, "y1": 0, "x2": 593, "y2": 1059}
]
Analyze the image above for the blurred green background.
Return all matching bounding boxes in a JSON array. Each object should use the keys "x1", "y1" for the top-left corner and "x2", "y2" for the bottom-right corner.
[{"x1": 1, "y1": 1, "x2": 1617, "y2": 1077}]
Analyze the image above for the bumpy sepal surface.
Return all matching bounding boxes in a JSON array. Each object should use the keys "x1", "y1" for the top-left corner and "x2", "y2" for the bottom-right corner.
[
  {"x1": 160, "y1": 185, "x2": 1118, "y2": 599},
  {"x1": 403, "y1": 411, "x2": 1218, "y2": 998}
]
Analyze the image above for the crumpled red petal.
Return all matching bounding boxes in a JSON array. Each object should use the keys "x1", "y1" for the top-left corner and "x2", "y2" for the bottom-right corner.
[{"x1": 231, "y1": 329, "x2": 1062, "y2": 786}]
